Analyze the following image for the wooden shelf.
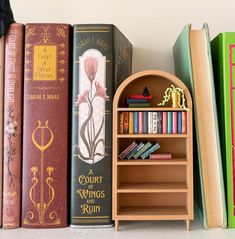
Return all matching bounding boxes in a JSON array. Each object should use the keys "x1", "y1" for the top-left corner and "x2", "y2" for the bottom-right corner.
[
  {"x1": 112, "y1": 70, "x2": 193, "y2": 231},
  {"x1": 117, "y1": 134, "x2": 188, "y2": 138},
  {"x1": 117, "y1": 206, "x2": 188, "y2": 219},
  {"x1": 117, "y1": 158, "x2": 187, "y2": 165},
  {"x1": 117, "y1": 107, "x2": 189, "y2": 112},
  {"x1": 117, "y1": 182, "x2": 188, "y2": 193}
]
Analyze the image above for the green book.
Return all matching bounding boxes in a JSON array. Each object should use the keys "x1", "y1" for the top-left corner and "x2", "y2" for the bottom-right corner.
[
  {"x1": 71, "y1": 24, "x2": 132, "y2": 227},
  {"x1": 140, "y1": 143, "x2": 160, "y2": 159},
  {"x1": 133, "y1": 141, "x2": 152, "y2": 159},
  {"x1": 211, "y1": 33, "x2": 235, "y2": 228},
  {"x1": 173, "y1": 24, "x2": 227, "y2": 228},
  {"x1": 167, "y1": 112, "x2": 172, "y2": 134}
]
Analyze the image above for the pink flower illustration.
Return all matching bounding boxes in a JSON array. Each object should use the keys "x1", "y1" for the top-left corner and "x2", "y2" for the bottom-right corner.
[
  {"x1": 84, "y1": 56, "x2": 98, "y2": 82},
  {"x1": 95, "y1": 81, "x2": 109, "y2": 101},
  {"x1": 75, "y1": 90, "x2": 89, "y2": 106}
]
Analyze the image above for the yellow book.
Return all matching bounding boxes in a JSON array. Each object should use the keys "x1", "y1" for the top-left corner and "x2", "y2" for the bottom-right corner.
[{"x1": 129, "y1": 112, "x2": 134, "y2": 134}]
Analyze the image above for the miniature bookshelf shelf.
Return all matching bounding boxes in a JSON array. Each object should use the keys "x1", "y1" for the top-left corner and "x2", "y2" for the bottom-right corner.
[
  {"x1": 112, "y1": 70, "x2": 193, "y2": 231},
  {"x1": 117, "y1": 158, "x2": 188, "y2": 165},
  {"x1": 117, "y1": 134, "x2": 188, "y2": 138},
  {"x1": 117, "y1": 107, "x2": 187, "y2": 111}
]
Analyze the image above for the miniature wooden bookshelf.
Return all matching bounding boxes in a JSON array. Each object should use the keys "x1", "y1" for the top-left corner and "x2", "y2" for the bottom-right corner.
[{"x1": 112, "y1": 70, "x2": 193, "y2": 231}]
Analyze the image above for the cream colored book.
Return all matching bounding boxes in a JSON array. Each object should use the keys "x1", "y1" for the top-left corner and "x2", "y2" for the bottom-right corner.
[{"x1": 173, "y1": 24, "x2": 226, "y2": 228}]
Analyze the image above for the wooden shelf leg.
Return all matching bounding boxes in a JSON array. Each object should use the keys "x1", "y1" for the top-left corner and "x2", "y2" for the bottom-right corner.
[
  {"x1": 115, "y1": 220, "x2": 120, "y2": 231},
  {"x1": 185, "y1": 220, "x2": 190, "y2": 230}
]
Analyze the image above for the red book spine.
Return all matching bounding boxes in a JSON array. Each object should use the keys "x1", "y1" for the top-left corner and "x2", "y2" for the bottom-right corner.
[
  {"x1": 22, "y1": 24, "x2": 70, "y2": 228},
  {"x1": 138, "y1": 112, "x2": 143, "y2": 134},
  {"x1": 150, "y1": 153, "x2": 172, "y2": 159},
  {"x1": 162, "y1": 112, "x2": 167, "y2": 134},
  {"x1": 2, "y1": 23, "x2": 24, "y2": 228},
  {"x1": 119, "y1": 112, "x2": 124, "y2": 134},
  {"x1": 0, "y1": 34, "x2": 5, "y2": 228},
  {"x1": 173, "y1": 112, "x2": 178, "y2": 134},
  {"x1": 130, "y1": 94, "x2": 152, "y2": 100},
  {"x1": 123, "y1": 112, "x2": 129, "y2": 133},
  {"x1": 182, "y1": 112, "x2": 187, "y2": 134}
]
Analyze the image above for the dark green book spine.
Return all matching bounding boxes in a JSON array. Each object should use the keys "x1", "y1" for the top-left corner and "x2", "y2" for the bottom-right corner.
[{"x1": 71, "y1": 24, "x2": 132, "y2": 226}]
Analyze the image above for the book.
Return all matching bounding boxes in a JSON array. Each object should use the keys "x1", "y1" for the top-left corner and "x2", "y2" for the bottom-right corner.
[
  {"x1": 119, "y1": 141, "x2": 137, "y2": 159},
  {"x1": 22, "y1": 23, "x2": 70, "y2": 228},
  {"x1": 119, "y1": 112, "x2": 124, "y2": 134},
  {"x1": 123, "y1": 112, "x2": 129, "y2": 134},
  {"x1": 172, "y1": 112, "x2": 178, "y2": 134},
  {"x1": 138, "y1": 112, "x2": 143, "y2": 134},
  {"x1": 150, "y1": 153, "x2": 172, "y2": 159},
  {"x1": 128, "y1": 103, "x2": 151, "y2": 108},
  {"x1": 173, "y1": 23, "x2": 226, "y2": 228},
  {"x1": 126, "y1": 98, "x2": 149, "y2": 103},
  {"x1": 167, "y1": 112, "x2": 172, "y2": 134},
  {"x1": 152, "y1": 112, "x2": 157, "y2": 133},
  {"x1": 157, "y1": 112, "x2": 163, "y2": 134},
  {"x1": 129, "y1": 94, "x2": 152, "y2": 100},
  {"x1": 211, "y1": 32, "x2": 235, "y2": 227},
  {"x1": 129, "y1": 112, "x2": 134, "y2": 134},
  {"x1": 148, "y1": 112, "x2": 152, "y2": 133},
  {"x1": 143, "y1": 112, "x2": 148, "y2": 134},
  {"x1": 2, "y1": 23, "x2": 24, "y2": 229},
  {"x1": 182, "y1": 111, "x2": 187, "y2": 134},
  {"x1": 177, "y1": 112, "x2": 182, "y2": 134},
  {"x1": 126, "y1": 142, "x2": 144, "y2": 159},
  {"x1": 0, "y1": 35, "x2": 4, "y2": 228},
  {"x1": 71, "y1": 24, "x2": 132, "y2": 227},
  {"x1": 162, "y1": 111, "x2": 168, "y2": 134},
  {"x1": 140, "y1": 143, "x2": 160, "y2": 159},
  {"x1": 134, "y1": 112, "x2": 138, "y2": 134},
  {"x1": 133, "y1": 141, "x2": 152, "y2": 159}
]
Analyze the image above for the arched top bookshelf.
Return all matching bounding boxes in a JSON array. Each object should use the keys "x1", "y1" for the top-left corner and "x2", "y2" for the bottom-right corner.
[{"x1": 113, "y1": 70, "x2": 192, "y2": 110}]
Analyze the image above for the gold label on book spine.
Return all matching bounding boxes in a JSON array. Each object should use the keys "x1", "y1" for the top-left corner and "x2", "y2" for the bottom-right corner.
[{"x1": 33, "y1": 46, "x2": 57, "y2": 81}]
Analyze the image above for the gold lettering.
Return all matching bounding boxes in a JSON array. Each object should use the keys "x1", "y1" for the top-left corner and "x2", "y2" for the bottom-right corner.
[{"x1": 81, "y1": 204, "x2": 101, "y2": 214}]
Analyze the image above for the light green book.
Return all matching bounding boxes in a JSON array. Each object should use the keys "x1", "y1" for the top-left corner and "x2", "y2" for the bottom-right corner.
[
  {"x1": 173, "y1": 24, "x2": 227, "y2": 228},
  {"x1": 211, "y1": 33, "x2": 235, "y2": 228},
  {"x1": 133, "y1": 142, "x2": 152, "y2": 159}
]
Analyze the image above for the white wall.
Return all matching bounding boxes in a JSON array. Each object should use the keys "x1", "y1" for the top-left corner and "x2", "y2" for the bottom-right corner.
[{"x1": 11, "y1": 0, "x2": 235, "y2": 74}]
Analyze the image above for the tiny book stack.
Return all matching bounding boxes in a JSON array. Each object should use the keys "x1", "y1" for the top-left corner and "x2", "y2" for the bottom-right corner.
[
  {"x1": 119, "y1": 141, "x2": 161, "y2": 160},
  {"x1": 71, "y1": 24, "x2": 132, "y2": 227},
  {"x1": 126, "y1": 87, "x2": 152, "y2": 108},
  {"x1": 22, "y1": 23, "x2": 70, "y2": 228},
  {"x1": 173, "y1": 23, "x2": 226, "y2": 228},
  {"x1": 211, "y1": 32, "x2": 235, "y2": 228}
]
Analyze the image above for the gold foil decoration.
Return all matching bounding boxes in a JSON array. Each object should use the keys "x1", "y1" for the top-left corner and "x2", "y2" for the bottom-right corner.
[
  {"x1": 158, "y1": 85, "x2": 188, "y2": 109},
  {"x1": 23, "y1": 120, "x2": 61, "y2": 226}
]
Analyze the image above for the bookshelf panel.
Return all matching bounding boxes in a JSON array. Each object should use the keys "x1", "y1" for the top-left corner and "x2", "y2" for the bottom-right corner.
[
  {"x1": 118, "y1": 165, "x2": 186, "y2": 184},
  {"x1": 117, "y1": 206, "x2": 188, "y2": 219},
  {"x1": 117, "y1": 158, "x2": 187, "y2": 165},
  {"x1": 117, "y1": 182, "x2": 188, "y2": 193},
  {"x1": 117, "y1": 107, "x2": 188, "y2": 111},
  {"x1": 118, "y1": 193, "x2": 187, "y2": 207},
  {"x1": 117, "y1": 134, "x2": 187, "y2": 138},
  {"x1": 118, "y1": 138, "x2": 186, "y2": 159}
]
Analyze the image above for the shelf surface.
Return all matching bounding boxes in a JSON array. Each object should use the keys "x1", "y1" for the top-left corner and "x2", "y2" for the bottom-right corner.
[
  {"x1": 117, "y1": 206, "x2": 188, "y2": 219},
  {"x1": 117, "y1": 134, "x2": 187, "y2": 138},
  {"x1": 117, "y1": 158, "x2": 187, "y2": 165},
  {"x1": 117, "y1": 182, "x2": 188, "y2": 193},
  {"x1": 117, "y1": 107, "x2": 189, "y2": 111}
]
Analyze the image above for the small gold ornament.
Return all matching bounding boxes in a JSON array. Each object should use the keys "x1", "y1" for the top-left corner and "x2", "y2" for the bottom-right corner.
[{"x1": 158, "y1": 85, "x2": 188, "y2": 109}]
